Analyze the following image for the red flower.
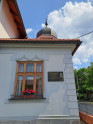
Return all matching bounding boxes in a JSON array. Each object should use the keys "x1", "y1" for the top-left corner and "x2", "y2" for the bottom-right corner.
[
  {"x1": 28, "y1": 92, "x2": 31, "y2": 94},
  {"x1": 22, "y1": 91, "x2": 25, "y2": 93},
  {"x1": 31, "y1": 90, "x2": 36, "y2": 93},
  {"x1": 22, "y1": 89, "x2": 36, "y2": 94}
]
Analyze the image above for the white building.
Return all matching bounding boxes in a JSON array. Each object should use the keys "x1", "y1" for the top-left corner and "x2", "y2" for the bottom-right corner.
[{"x1": 0, "y1": 0, "x2": 82, "y2": 124}]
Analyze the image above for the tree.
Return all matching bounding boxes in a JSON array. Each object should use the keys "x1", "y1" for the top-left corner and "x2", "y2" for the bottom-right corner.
[
  {"x1": 74, "y1": 62, "x2": 93, "y2": 101},
  {"x1": 74, "y1": 68, "x2": 88, "y2": 100},
  {"x1": 86, "y1": 62, "x2": 93, "y2": 101}
]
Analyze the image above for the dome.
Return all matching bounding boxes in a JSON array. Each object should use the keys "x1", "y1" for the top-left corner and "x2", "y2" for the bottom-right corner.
[
  {"x1": 36, "y1": 27, "x2": 57, "y2": 38},
  {"x1": 36, "y1": 19, "x2": 57, "y2": 39}
]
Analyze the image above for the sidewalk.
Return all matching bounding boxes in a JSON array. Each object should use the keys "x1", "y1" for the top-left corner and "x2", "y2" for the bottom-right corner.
[{"x1": 80, "y1": 120, "x2": 86, "y2": 124}]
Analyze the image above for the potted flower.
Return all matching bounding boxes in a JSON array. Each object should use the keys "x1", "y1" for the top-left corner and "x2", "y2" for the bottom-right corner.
[{"x1": 22, "y1": 89, "x2": 36, "y2": 99}]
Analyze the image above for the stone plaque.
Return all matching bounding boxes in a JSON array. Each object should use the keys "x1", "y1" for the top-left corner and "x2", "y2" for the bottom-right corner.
[{"x1": 48, "y1": 72, "x2": 64, "y2": 81}]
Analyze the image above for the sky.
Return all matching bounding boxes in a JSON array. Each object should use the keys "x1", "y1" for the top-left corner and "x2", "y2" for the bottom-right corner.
[{"x1": 17, "y1": 0, "x2": 93, "y2": 70}]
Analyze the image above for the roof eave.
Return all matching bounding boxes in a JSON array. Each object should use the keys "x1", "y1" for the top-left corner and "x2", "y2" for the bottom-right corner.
[
  {"x1": 7, "y1": 0, "x2": 27, "y2": 39},
  {"x1": 0, "y1": 39, "x2": 82, "y2": 55},
  {"x1": 72, "y1": 41, "x2": 82, "y2": 56}
]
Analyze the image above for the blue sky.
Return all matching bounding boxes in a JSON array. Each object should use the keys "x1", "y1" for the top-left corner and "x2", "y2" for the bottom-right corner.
[
  {"x1": 17, "y1": 0, "x2": 87, "y2": 37},
  {"x1": 17, "y1": 0, "x2": 93, "y2": 70}
]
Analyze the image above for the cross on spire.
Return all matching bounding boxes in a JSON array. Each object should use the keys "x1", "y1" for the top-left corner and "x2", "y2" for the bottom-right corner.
[{"x1": 45, "y1": 18, "x2": 48, "y2": 27}]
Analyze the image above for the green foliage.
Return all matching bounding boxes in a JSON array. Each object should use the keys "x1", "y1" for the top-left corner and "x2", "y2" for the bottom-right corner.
[
  {"x1": 87, "y1": 62, "x2": 93, "y2": 87},
  {"x1": 74, "y1": 63, "x2": 93, "y2": 101}
]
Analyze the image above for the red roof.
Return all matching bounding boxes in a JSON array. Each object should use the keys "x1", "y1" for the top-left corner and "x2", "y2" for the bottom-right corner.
[
  {"x1": 0, "y1": 38, "x2": 82, "y2": 56},
  {"x1": 0, "y1": 38, "x2": 80, "y2": 42},
  {"x1": 1, "y1": 1, "x2": 82, "y2": 56}
]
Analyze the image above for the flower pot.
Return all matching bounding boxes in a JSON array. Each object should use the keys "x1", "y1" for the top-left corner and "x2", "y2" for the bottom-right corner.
[{"x1": 23, "y1": 95, "x2": 36, "y2": 99}]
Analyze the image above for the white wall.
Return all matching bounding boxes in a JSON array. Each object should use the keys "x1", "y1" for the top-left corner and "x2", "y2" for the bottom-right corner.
[
  {"x1": 0, "y1": 0, "x2": 19, "y2": 38},
  {"x1": 0, "y1": 44, "x2": 79, "y2": 120}
]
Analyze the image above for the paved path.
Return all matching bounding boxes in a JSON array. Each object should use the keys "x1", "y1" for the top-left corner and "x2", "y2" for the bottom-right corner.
[
  {"x1": 80, "y1": 120, "x2": 86, "y2": 124},
  {"x1": 79, "y1": 102, "x2": 93, "y2": 115}
]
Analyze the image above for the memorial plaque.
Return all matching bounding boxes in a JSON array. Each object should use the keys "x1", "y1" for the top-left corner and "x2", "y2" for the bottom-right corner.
[{"x1": 48, "y1": 72, "x2": 64, "y2": 81}]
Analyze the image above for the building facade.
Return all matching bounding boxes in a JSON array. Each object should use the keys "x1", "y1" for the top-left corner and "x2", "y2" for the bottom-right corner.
[{"x1": 0, "y1": 0, "x2": 82, "y2": 124}]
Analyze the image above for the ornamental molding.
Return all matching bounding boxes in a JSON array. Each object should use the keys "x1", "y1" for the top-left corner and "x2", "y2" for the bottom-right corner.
[
  {"x1": 10, "y1": 54, "x2": 49, "y2": 61},
  {"x1": 15, "y1": 55, "x2": 45, "y2": 61}
]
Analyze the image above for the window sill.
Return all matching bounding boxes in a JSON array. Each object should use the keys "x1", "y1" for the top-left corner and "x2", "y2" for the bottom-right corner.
[{"x1": 8, "y1": 95, "x2": 46, "y2": 101}]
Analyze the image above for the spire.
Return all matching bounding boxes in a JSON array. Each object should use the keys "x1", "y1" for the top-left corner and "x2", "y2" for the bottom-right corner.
[{"x1": 45, "y1": 18, "x2": 48, "y2": 27}]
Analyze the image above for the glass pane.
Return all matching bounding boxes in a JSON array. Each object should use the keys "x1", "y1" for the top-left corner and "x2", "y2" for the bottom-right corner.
[
  {"x1": 37, "y1": 64, "x2": 42, "y2": 72},
  {"x1": 26, "y1": 63, "x2": 34, "y2": 72},
  {"x1": 25, "y1": 76, "x2": 34, "y2": 90},
  {"x1": 18, "y1": 64, "x2": 24, "y2": 72},
  {"x1": 36, "y1": 75, "x2": 42, "y2": 95},
  {"x1": 16, "y1": 76, "x2": 23, "y2": 96}
]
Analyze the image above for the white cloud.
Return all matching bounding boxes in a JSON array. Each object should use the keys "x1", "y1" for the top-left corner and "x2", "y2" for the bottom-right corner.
[
  {"x1": 41, "y1": 24, "x2": 45, "y2": 28},
  {"x1": 26, "y1": 28, "x2": 33, "y2": 34},
  {"x1": 82, "y1": 58, "x2": 89, "y2": 63},
  {"x1": 88, "y1": 0, "x2": 93, "y2": 5},
  {"x1": 74, "y1": 66, "x2": 78, "y2": 69},
  {"x1": 73, "y1": 58, "x2": 82, "y2": 65},
  {"x1": 43, "y1": 1, "x2": 93, "y2": 66}
]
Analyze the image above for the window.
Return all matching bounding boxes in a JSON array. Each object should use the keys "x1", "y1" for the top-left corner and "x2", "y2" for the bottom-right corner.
[{"x1": 13, "y1": 61, "x2": 43, "y2": 98}]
